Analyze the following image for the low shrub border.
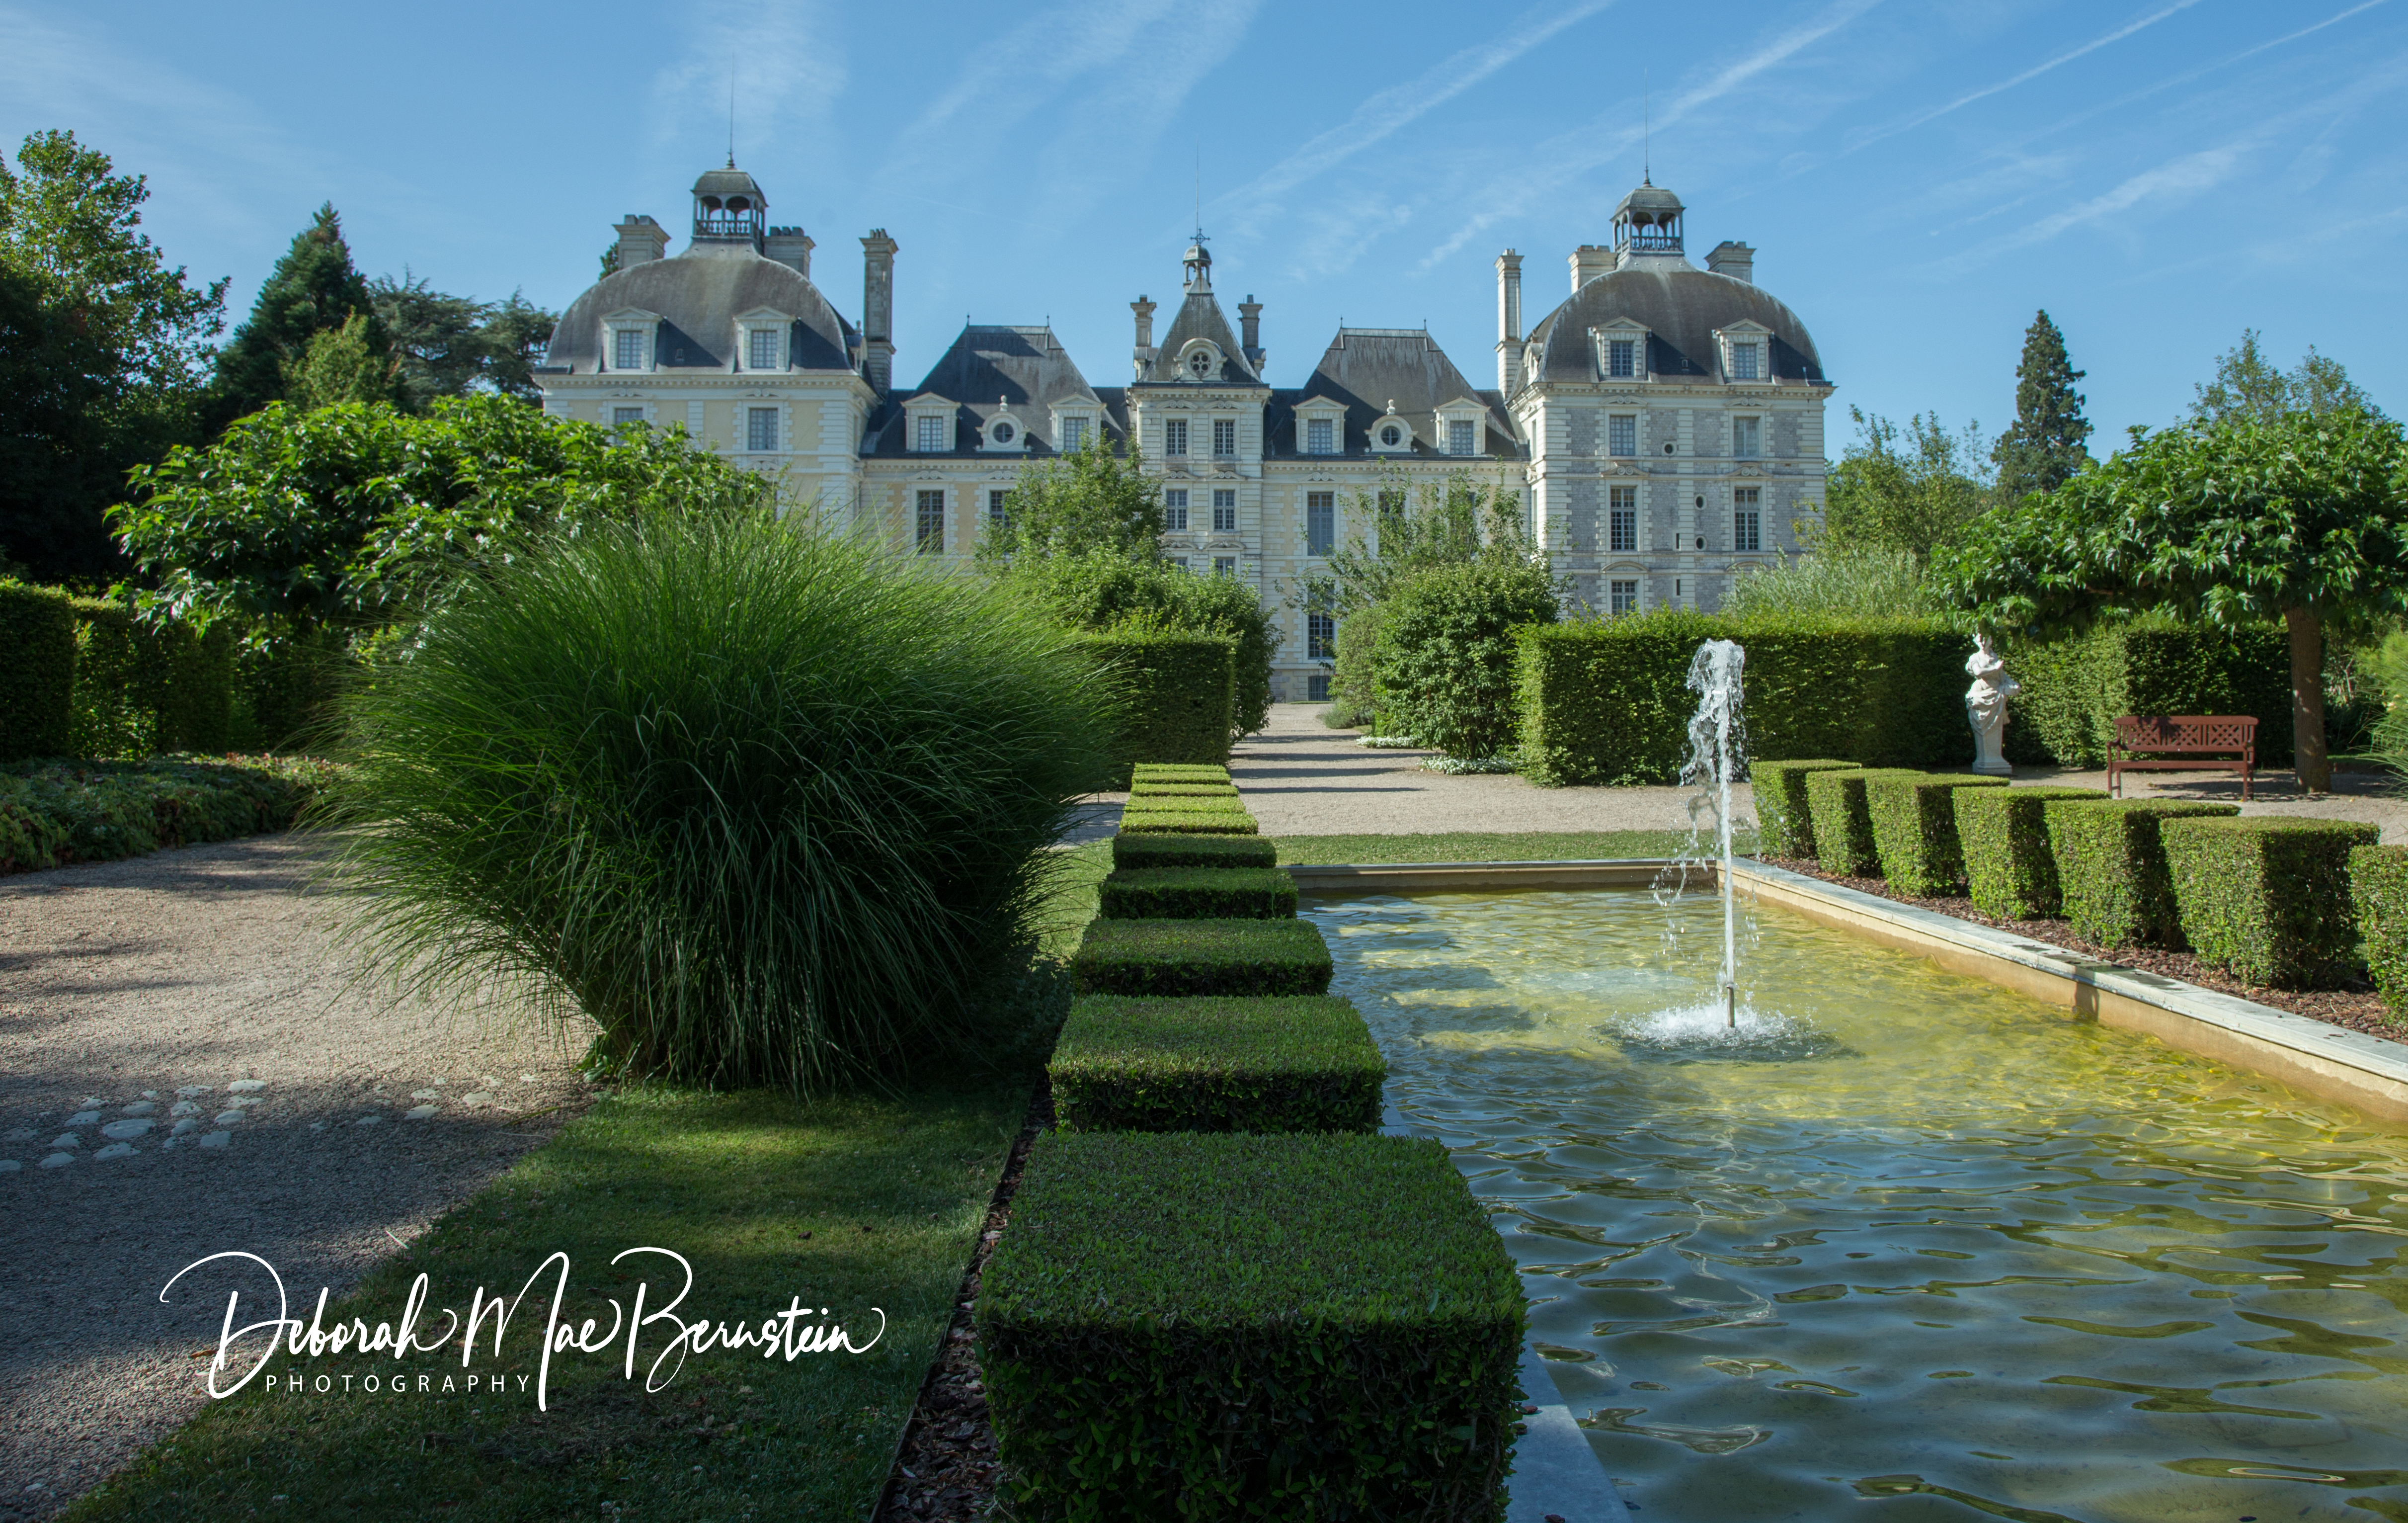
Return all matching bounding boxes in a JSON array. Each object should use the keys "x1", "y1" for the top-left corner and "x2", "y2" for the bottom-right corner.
[
  {"x1": 1111, "y1": 833, "x2": 1277, "y2": 870},
  {"x1": 1802, "y1": 768, "x2": 1879, "y2": 876},
  {"x1": 2351, "y1": 845, "x2": 2408, "y2": 1021},
  {"x1": 1117, "y1": 809, "x2": 1259, "y2": 836},
  {"x1": 1751, "y1": 759, "x2": 1855, "y2": 859},
  {"x1": 1131, "y1": 763, "x2": 1231, "y2": 783},
  {"x1": 1083, "y1": 630, "x2": 1237, "y2": 783},
  {"x1": 1864, "y1": 772, "x2": 2010, "y2": 897},
  {"x1": 1072, "y1": 917, "x2": 1332, "y2": 997},
  {"x1": 1048, "y1": 995, "x2": 1384, "y2": 1132},
  {"x1": 1098, "y1": 866, "x2": 1297, "y2": 920},
  {"x1": 977, "y1": 1130, "x2": 1522, "y2": 1522},
  {"x1": 0, "y1": 756, "x2": 338, "y2": 876},
  {"x1": 0, "y1": 583, "x2": 76, "y2": 762},
  {"x1": 2162, "y1": 817, "x2": 2382, "y2": 989},
  {"x1": 1955, "y1": 786, "x2": 2108, "y2": 920},
  {"x1": 1124, "y1": 782, "x2": 1239, "y2": 798},
  {"x1": 2046, "y1": 799, "x2": 2240, "y2": 949},
  {"x1": 1114, "y1": 793, "x2": 1244, "y2": 813}
]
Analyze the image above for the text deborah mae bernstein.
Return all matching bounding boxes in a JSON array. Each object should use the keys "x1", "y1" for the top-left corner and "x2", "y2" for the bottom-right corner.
[{"x1": 162, "y1": 1247, "x2": 886, "y2": 1410}]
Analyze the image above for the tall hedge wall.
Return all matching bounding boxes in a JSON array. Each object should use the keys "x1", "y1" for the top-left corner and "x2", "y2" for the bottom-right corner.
[
  {"x1": 0, "y1": 584, "x2": 76, "y2": 762},
  {"x1": 1080, "y1": 630, "x2": 1236, "y2": 783},
  {"x1": 71, "y1": 600, "x2": 237, "y2": 759},
  {"x1": 1517, "y1": 611, "x2": 1968, "y2": 786},
  {"x1": 2007, "y1": 620, "x2": 2292, "y2": 768}
]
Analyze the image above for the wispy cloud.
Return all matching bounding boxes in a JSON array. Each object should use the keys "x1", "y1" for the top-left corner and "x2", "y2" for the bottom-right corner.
[{"x1": 645, "y1": 3, "x2": 847, "y2": 194}]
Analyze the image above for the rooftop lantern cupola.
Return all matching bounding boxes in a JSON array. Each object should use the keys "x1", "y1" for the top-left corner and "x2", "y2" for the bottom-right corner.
[
  {"x1": 1611, "y1": 179, "x2": 1685, "y2": 259},
  {"x1": 692, "y1": 162, "x2": 767, "y2": 250},
  {"x1": 1182, "y1": 229, "x2": 1212, "y2": 293}
]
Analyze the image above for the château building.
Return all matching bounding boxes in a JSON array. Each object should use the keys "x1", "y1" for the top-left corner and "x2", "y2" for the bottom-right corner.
[{"x1": 536, "y1": 164, "x2": 1833, "y2": 700}]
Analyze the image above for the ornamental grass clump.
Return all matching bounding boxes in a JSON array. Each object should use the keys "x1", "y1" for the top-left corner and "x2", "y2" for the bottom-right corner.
[{"x1": 324, "y1": 512, "x2": 1115, "y2": 1094}]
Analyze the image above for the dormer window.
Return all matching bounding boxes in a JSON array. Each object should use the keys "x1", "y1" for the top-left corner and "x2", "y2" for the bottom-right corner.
[
  {"x1": 983, "y1": 408, "x2": 1027, "y2": 453},
  {"x1": 993, "y1": 421, "x2": 1015, "y2": 443},
  {"x1": 1306, "y1": 418, "x2": 1334, "y2": 455},
  {"x1": 1730, "y1": 342, "x2": 1761, "y2": 381},
  {"x1": 747, "y1": 329, "x2": 781, "y2": 371},
  {"x1": 1188, "y1": 349, "x2": 1214, "y2": 378},
  {"x1": 1716, "y1": 322, "x2": 1774, "y2": 384},
  {"x1": 1608, "y1": 339, "x2": 1637, "y2": 378},
  {"x1": 614, "y1": 329, "x2": 646, "y2": 371},
  {"x1": 1059, "y1": 415, "x2": 1090, "y2": 450},
  {"x1": 916, "y1": 416, "x2": 947, "y2": 452},
  {"x1": 1435, "y1": 400, "x2": 1487, "y2": 458},
  {"x1": 1379, "y1": 423, "x2": 1403, "y2": 447}
]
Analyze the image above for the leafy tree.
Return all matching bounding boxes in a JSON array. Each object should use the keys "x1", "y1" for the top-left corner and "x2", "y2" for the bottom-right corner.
[
  {"x1": 598, "y1": 243, "x2": 622, "y2": 280},
  {"x1": 0, "y1": 129, "x2": 226, "y2": 583},
  {"x1": 1374, "y1": 559, "x2": 1559, "y2": 759},
  {"x1": 209, "y1": 203, "x2": 390, "y2": 427},
  {"x1": 975, "y1": 429, "x2": 1161, "y2": 568},
  {"x1": 370, "y1": 273, "x2": 557, "y2": 407},
  {"x1": 1819, "y1": 408, "x2": 1994, "y2": 564},
  {"x1": 1992, "y1": 310, "x2": 2091, "y2": 499},
  {"x1": 1297, "y1": 470, "x2": 1533, "y2": 617},
  {"x1": 113, "y1": 396, "x2": 779, "y2": 633},
  {"x1": 1724, "y1": 543, "x2": 1939, "y2": 619},
  {"x1": 1014, "y1": 550, "x2": 1281, "y2": 737},
  {"x1": 2191, "y1": 329, "x2": 2384, "y2": 425},
  {"x1": 1932, "y1": 407, "x2": 2408, "y2": 792},
  {"x1": 282, "y1": 313, "x2": 391, "y2": 412}
]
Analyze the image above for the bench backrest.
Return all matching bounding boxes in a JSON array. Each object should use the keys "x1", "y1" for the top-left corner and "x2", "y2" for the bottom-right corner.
[{"x1": 2114, "y1": 715, "x2": 2256, "y2": 752}]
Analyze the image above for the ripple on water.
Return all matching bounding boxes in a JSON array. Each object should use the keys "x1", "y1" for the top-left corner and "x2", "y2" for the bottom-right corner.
[{"x1": 1306, "y1": 889, "x2": 2408, "y2": 1523}]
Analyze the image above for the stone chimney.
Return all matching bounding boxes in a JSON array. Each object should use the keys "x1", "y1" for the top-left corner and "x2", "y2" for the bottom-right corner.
[
  {"x1": 765, "y1": 226, "x2": 814, "y2": 277},
  {"x1": 860, "y1": 230, "x2": 897, "y2": 393},
  {"x1": 1131, "y1": 295, "x2": 1158, "y2": 374},
  {"x1": 1705, "y1": 241, "x2": 1755, "y2": 283},
  {"x1": 1569, "y1": 244, "x2": 1614, "y2": 292},
  {"x1": 1494, "y1": 251, "x2": 1524, "y2": 394},
  {"x1": 1238, "y1": 295, "x2": 1263, "y2": 363},
  {"x1": 614, "y1": 214, "x2": 670, "y2": 269}
]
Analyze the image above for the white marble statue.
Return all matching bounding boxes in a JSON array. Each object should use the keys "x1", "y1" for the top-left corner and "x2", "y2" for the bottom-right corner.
[{"x1": 1964, "y1": 634, "x2": 2021, "y2": 776}]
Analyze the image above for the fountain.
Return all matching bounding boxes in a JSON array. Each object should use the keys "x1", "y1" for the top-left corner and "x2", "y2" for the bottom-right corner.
[{"x1": 1656, "y1": 640, "x2": 1747, "y2": 1026}]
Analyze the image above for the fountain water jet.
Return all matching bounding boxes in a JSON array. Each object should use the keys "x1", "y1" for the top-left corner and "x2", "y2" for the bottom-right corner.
[{"x1": 1666, "y1": 640, "x2": 1747, "y2": 1026}]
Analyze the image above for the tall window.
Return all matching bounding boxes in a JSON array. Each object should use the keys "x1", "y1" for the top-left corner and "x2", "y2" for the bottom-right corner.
[
  {"x1": 1448, "y1": 420, "x2": 1476, "y2": 456},
  {"x1": 1163, "y1": 419, "x2": 1189, "y2": 456},
  {"x1": 988, "y1": 488, "x2": 1010, "y2": 528},
  {"x1": 1163, "y1": 489, "x2": 1189, "y2": 532},
  {"x1": 1307, "y1": 611, "x2": 1335, "y2": 660},
  {"x1": 746, "y1": 407, "x2": 777, "y2": 452},
  {"x1": 1729, "y1": 341, "x2": 1760, "y2": 381},
  {"x1": 1060, "y1": 416, "x2": 1089, "y2": 450},
  {"x1": 915, "y1": 490, "x2": 944, "y2": 554},
  {"x1": 1734, "y1": 488, "x2": 1762, "y2": 553},
  {"x1": 1609, "y1": 579, "x2": 1639, "y2": 616},
  {"x1": 1733, "y1": 416, "x2": 1762, "y2": 459},
  {"x1": 1213, "y1": 555, "x2": 1237, "y2": 577},
  {"x1": 612, "y1": 329, "x2": 646, "y2": 371},
  {"x1": 1607, "y1": 338, "x2": 1637, "y2": 378},
  {"x1": 1376, "y1": 489, "x2": 1406, "y2": 517},
  {"x1": 1305, "y1": 418, "x2": 1335, "y2": 455},
  {"x1": 1171, "y1": 557, "x2": 1189, "y2": 572},
  {"x1": 1212, "y1": 489, "x2": 1236, "y2": 533},
  {"x1": 1305, "y1": 492, "x2": 1335, "y2": 556},
  {"x1": 612, "y1": 406, "x2": 645, "y2": 427},
  {"x1": 915, "y1": 414, "x2": 947, "y2": 452},
  {"x1": 746, "y1": 329, "x2": 780, "y2": 371},
  {"x1": 1608, "y1": 413, "x2": 1637, "y2": 457},
  {"x1": 1212, "y1": 419, "x2": 1237, "y2": 457},
  {"x1": 1609, "y1": 485, "x2": 1637, "y2": 554}
]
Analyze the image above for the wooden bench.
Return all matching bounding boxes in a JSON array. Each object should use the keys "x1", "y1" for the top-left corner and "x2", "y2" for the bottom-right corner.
[{"x1": 2108, "y1": 715, "x2": 2258, "y2": 800}]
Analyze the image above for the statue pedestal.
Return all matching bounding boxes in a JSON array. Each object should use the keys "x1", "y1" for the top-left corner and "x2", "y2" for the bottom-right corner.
[{"x1": 1970, "y1": 757, "x2": 2012, "y2": 778}]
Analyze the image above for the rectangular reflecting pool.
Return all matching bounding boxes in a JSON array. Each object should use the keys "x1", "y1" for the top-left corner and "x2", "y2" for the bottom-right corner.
[{"x1": 1303, "y1": 888, "x2": 2408, "y2": 1523}]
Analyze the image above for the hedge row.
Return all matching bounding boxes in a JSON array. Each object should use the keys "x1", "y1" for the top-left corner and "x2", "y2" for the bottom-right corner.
[
  {"x1": 1863, "y1": 772, "x2": 2007, "y2": 896},
  {"x1": 71, "y1": 599, "x2": 238, "y2": 759},
  {"x1": 1083, "y1": 631, "x2": 1236, "y2": 785},
  {"x1": 0, "y1": 584, "x2": 77, "y2": 762},
  {"x1": 0, "y1": 756, "x2": 338, "y2": 875},
  {"x1": 2047, "y1": 799, "x2": 2240, "y2": 949},
  {"x1": 2353, "y1": 846, "x2": 2408, "y2": 1018},
  {"x1": 1752, "y1": 759, "x2": 1855, "y2": 859},
  {"x1": 2007, "y1": 619, "x2": 2293, "y2": 769},
  {"x1": 1111, "y1": 832, "x2": 1276, "y2": 870},
  {"x1": 2162, "y1": 818, "x2": 2381, "y2": 989},
  {"x1": 1050, "y1": 996, "x2": 1384, "y2": 1133},
  {"x1": 1956, "y1": 786, "x2": 2107, "y2": 920},
  {"x1": 1098, "y1": 865, "x2": 1298, "y2": 920},
  {"x1": 1072, "y1": 917, "x2": 1333, "y2": 997}
]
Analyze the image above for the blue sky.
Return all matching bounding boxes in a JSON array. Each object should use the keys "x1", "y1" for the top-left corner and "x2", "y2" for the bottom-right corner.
[{"x1": 6, "y1": 0, "x2": 2403, "y2": 456}]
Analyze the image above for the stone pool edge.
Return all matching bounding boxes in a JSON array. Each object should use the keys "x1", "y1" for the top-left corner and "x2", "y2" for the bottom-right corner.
[{"x1": 1285, "y1": 856, "x2": 2408, "y2": 1125}]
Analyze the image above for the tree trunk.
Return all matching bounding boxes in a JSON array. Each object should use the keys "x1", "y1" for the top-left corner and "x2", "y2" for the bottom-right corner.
[{"x1": 2285, "y1": 605, "x2": 2330, "y2": 795}]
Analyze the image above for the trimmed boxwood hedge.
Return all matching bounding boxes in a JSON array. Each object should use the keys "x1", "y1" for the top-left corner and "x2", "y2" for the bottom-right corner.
[
  {"x1": 1864, "y1": 772, "x2": 2009, "y2": 896},
  {"x1": 1084, "y1": 631, "x2": 1236, "y2": 783},
  {"x1": 1099, "y1": 866, "x2": 1297, "y2": 920},
  {"x1": 70, "y1": 599, "x2": 238, "y2": 759},
  {"x1": 1131, "y1": 763, "x2": 1231, "y2": 782},
  {"x1": 1802, "y1": 768, "x2": 1880, "y2": 876},
  {"x1": 1118, "y1": 809, "x2": 1259, "y2": 836},
  {"x1": 2007, "y1": 619, "x2": 2294, "y2": 768},
  {"x1": 2161, "y1": 816, "x2": 2381, "y2": 989},
  {"x1": 1125, "y1": 781, "x2": 1240, "y2": 798},
  {"x1": 1072, "y1": 917, "x2": 1332, "y2": 997},
  {"x1": 1114, "y1": 793, "x2": 1244, "y2": 813},
  {"x1": 1751, "y1": 758, "x2": 1856, "y2": 859},
  {"x1": 2350, "y1": 845, "x2": 2408, "y2": 1021},
  {"x1": 1110, "y1": 832, "x2": 1278, "y2": 870},
  {"x1": 1517, "y1": 612, "x2": 1966, "y2": 786},
  {"x1": 2045, "y1": 799, "x2": 2240, "y2": 949},
  {"x1": 0, "y1": 584, "x2": 76, "y2": 762},
  {"x1": 1955, "y1": 786, "x2": 2108, "y2": 920},
  {"x1": 1049, "y1": 995, "x2": 1384, "y2": 1132},
  {"x1": 978, "y1": 1130, "x2": 1522, "y2": 1522}
]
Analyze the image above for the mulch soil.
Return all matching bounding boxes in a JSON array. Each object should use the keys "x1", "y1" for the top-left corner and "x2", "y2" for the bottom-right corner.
[{"x1": 1759, "y1": 855, "x2": 2402, "y2": 1038}]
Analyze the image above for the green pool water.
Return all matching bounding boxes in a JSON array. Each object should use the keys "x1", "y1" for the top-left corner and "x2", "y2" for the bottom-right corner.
[{"x1": 1302, "y1": 888, "x2": 2408, "y2": 1523}]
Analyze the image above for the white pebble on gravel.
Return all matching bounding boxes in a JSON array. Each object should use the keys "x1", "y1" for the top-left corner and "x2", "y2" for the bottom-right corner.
[
  {"x1": 141, "y1": 1090, "x2": 158, "y2": 1099},
  {"x1": 520, "y1": 1073, "x2": 537, "y2": 1083},
  {"x1": 170, "y1": 1119, "x2": 199, "y2": 1136},
  {"x1": 120, "y1": 1100, "x2": 157, "y2": 1115},
  {"x1": 308, "y1": 1121, "x2": 327, "y2": 1132},
  {"x1": 170, "y1": 1101, "x2": 199, "y2": 1116},
  {"x1": 3, "y1": 1128, "x2": 33, "y2": 1142},
  {"x1": 197, "y1": 1131, "x2": 232, "y2": 1150},
  {"x1": 213, "y1": 1111, "x2": 246, "y2": 1126},
  {"x1": 100, "y1": 1119, "x2": 153, "y2": 1140},
  {"x1": 93, "y1": 1143, "x2": 136, "y2": 1161},
  {"x1": 226, "y1": 1095, "x2": 261, "y2": 1108},
  {"x1": 77, "y1": 1097, "x2": 103, "y2": 1107},
  {"x1": 50, "y1": 1134, "x2": 80, "y2": 1150},
  {"x1": 410, "y1": 1089, "x2": 439, "y2": 1100},
  {"x1": 463, "y1": 1092, "x2": 495, "y2": 1106},
  {"x1": 39, "y1": 1153, "x2": 74, "y2": 1169},
  {"x1": 66, "y1": 1110, "x2": 101, "y2": 1126},
  {"x1": 175, "y1": 1085, "x2": 209, "y2": 1098},
  {"x1": 227, "y1": 1080, "x2": 266, "y2": 1093},
  {"x1": 357, "y1": 1115, "x2": 386, "y2": 1126},
  {"x1": 404, "y1": 1105, "x2": 438, "y2": 1120},
  {"x1": 0, "y1": 1160, "x2": 19, "y2": 1172}
]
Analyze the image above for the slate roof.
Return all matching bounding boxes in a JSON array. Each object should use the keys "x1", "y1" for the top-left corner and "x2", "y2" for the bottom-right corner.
[
  {"x1": 1135, "y1": 288, "x2": 1263, "y2": 385},
  {"x1": 1525, "y1": 261, "x2": 1825, "y2": 385},
  {"x1": 1263, "y1": 329, "x2": 1519, "y2": 460},
  {"x1": 863, "y1": 325, "x2": 1111, "y2": 455},
  {"x1": 544, "y1": 242, "x2": 857, "y2": 374}
]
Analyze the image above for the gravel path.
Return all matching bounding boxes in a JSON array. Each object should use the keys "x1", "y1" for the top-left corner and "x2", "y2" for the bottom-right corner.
[{"x1": 0, "y1": 836, "x2": 590, "y2": 1521}]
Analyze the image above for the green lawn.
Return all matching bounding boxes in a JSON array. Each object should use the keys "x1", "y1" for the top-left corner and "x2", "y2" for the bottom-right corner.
[{"x1": 1268, "y1": 829, "x2": 1756, "y2": 864}]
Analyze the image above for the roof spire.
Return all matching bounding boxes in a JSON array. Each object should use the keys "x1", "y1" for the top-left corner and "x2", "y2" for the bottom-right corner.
[{"x1": 727, "y1": 63, "x2": 736, "y2": 168}]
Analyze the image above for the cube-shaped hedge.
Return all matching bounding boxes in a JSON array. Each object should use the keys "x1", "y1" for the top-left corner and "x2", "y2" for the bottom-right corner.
[
  {"x1": 2350, "y1": 844, "x2": 2408, "y2": 1021},
  {"x1": 2045, "y1": 799, "x2": 2240, "y2": 949},
  {"x1": 1072, "y1": 917, "x2": 1332, "y2": 997},
  {"x1": 1955, "y1": 785, "x2": 2107, "y2": 919},
  {"x1": 1116, "y1": 792, "x2": 1246, "y2": 813},
  {"x1": 1864, "y1": 771, "x2": 2009, "y2": 896},
  {"x1": 979, "y1": 1130, "x2": 1523, "y2": 1522},
  {"x1": 1132, "y1": 763, "x2": 1232, "y2": 783},
  {"x1": 1050, "y1": 995, "x2": 1384, "y2": 1132},
  {"x1": 1111, "y1": 832, "x2": 1279, "y2": 871},
  {"x1": 1802, "y1": 768, "x2": 1881, "y2": 876},
  {"x1": 2161, "y1": 816, "x2": 2382, "y2": 988},
  {"x1": 1099, "y1": 866, "x2": 1297, "y2": 920},
  {"x1": 1118, "y1": 809, "x2": 1259, "y2": 836},
  {"x1": 1750, "y1": 759, "x2": 1856, "y2": 859},
  {"x1": 1125, "y1": 782, "x2": 1241, "y2": 799}
]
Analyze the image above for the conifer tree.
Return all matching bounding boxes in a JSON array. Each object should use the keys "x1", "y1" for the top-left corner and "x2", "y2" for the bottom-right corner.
[
  {"x1": 209, "y1": 203, "x2": 389, "y2": 428},
  {"x1": 1991, "y1": 310, "x2": 2091, "y2": 500}
]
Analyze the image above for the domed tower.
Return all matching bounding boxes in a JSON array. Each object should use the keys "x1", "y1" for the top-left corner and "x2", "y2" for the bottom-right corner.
[
  {"x1": 1499, "y1": 179, "x2": 1834, "y2": 615},
  {"x1": 691, "y1": 162, "x2": 767, "y2": 250}
]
